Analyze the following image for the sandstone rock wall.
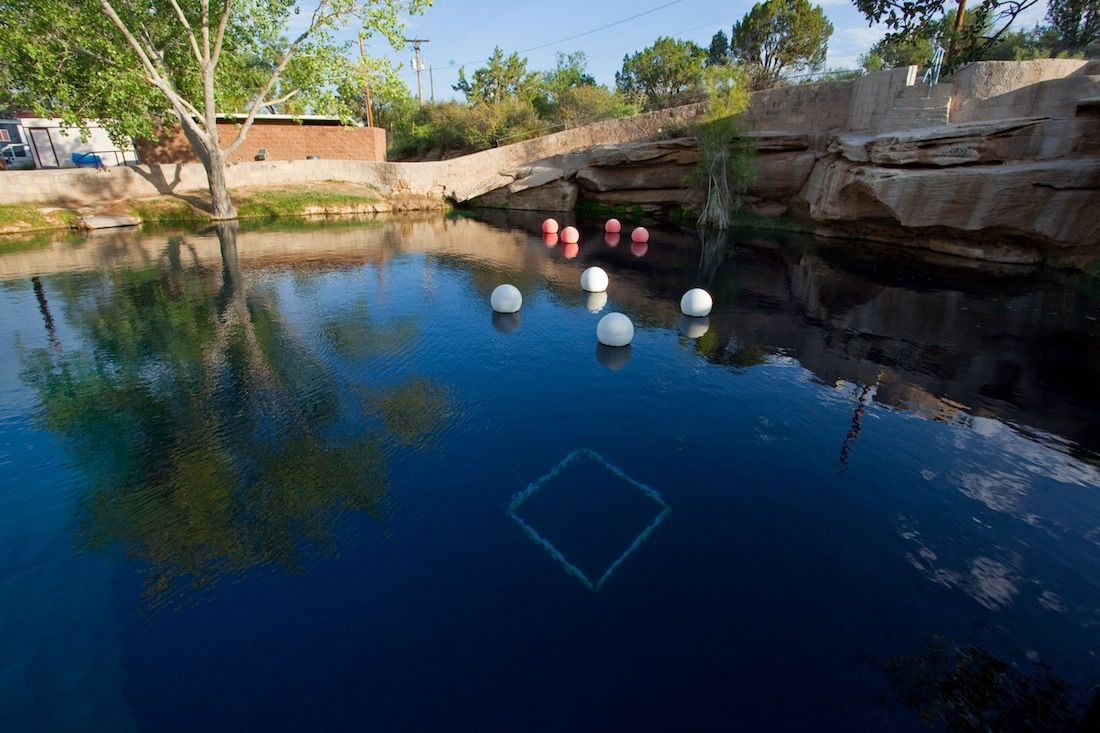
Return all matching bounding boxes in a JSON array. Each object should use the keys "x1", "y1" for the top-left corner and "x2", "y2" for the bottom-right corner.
[{"x1": 464, "y1": 60, "x2": 1100, "y2": 267}]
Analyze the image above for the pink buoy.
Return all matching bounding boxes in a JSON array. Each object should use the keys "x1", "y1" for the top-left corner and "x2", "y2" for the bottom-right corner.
[
  {"x1": 631, "y1": 226, "x2": 649, "y2": 243},
  {"x1": 562, "y1": 242, "x2": 579, "y2": 259},
  {"x1": 631, "y1": 241, "x2": 648, "y2": 258},
  {"x1": 604, "y1": 232, "x2": 620, "y2": 247},
  {"x1": 542, "y1": 232, "x2": 558, "y2": 247},
  {"x1": 542, "y1": 218, "x2": 559, "y2": 234},
  {"x1": 561, "y1": 226, "x2": 580, "y2": 244},
  {"x1": 605, "y1": 218, "x2": 622, "y2": 233}
]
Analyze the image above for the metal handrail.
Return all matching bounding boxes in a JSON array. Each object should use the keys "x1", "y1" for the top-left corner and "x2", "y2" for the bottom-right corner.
[
  {"x1": 71, "y1": 149, "x2": 138, "y2": 168},
  {"x1": 922, "y1": 46, "x2": 946, "y2": 97}
]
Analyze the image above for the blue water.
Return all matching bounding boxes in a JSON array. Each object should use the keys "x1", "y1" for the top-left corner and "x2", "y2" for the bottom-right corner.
[{"x1": 1, "y1": 213, "x2": 1099, "y2": 731}]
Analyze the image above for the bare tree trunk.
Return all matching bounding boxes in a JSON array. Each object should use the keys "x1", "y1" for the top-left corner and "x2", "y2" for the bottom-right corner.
[
  {"x1": 178, "y1": 121, "x2": 237, "y2": 220},
  {"x1": 203, "y1": 147, "x2": 236, "y2": 221}
]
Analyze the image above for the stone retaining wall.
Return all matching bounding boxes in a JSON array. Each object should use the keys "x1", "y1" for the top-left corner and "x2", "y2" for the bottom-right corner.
[{"x1": 0, "y1": 104, "x2": 701, "y2": 207}]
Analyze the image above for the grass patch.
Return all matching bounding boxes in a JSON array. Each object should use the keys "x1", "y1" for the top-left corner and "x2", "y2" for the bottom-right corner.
[
  {"x1": 129, "y1": 198, "x2": 208, "y2": 224},
  {"x1": 128, "y1": 184, "x2": 383, "y2": 224},
  {"x1": 234, "y1": 186, "x2": 380, "y2": 219},
  {"x1": 0, "y1": 205, "x2": 81, "y2": 235}
]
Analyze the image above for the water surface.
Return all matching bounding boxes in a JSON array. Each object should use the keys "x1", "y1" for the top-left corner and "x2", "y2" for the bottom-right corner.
[{"x1": 1, "y1": 213, "x2": 1099, "y2": 731}]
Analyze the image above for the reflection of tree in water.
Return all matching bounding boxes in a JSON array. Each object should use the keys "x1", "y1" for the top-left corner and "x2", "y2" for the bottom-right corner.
[
  {"x1": 20, "y1": 223, "x2": 452, "y2": 607},
  {"x1": 885, "y1": 634, "x2": 1100, "y2": 731}
]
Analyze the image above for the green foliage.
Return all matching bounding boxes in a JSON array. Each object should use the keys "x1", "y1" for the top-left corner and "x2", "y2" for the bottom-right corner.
[
  {"x1": 861, "y1": 34, "x2": 937, "y2": 71},
  {"x1": 390, "y1": 51, "x2": 637, "y2": 160},
  {"x1": 0, "y1": 0, "x2": 428, "y2": 218},
  {"x1": 453, "y1": 46, "x2": 542, "y2": 104},
  {"x1": 390, "y1": 99, "x2": 545, "y2": 158},
  {"x1": 1046, "y1": 0, "x2": 1100, "y2": 53},
  {"x1": 706, "y1": 30, "x2": 732, "y2": 66},
  {"x1": 615, "y1": 36, "x2": 707, "y2": 110},
  {"x1": 693, "y1": 66, "x2": 754, "y2": 229},
  {"x1": 730, "y1": 0, "x2": 834, "y2": 89},
  {"x1": 853, "y1": 0, "x2": 1044, "y2": 69}
]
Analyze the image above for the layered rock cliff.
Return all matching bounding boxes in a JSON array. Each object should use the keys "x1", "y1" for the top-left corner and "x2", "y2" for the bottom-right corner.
[{"x1": 464, "y1": 61, "x2": 1100, "y2": 268}]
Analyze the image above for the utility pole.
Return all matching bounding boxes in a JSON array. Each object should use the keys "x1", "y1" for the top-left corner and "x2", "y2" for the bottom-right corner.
[
  {"x1": 404, "y1": 37, "x2": 430, "y2": 106},
  {"x1": 946, "y1": 0, "x2": 967, "y2": 63},
  {"x1": 430, "y1": 66, "x2": 435, "y2": 103},
  {"x1": 357, "y1": 34, "x2": 374, "y2": 128}
]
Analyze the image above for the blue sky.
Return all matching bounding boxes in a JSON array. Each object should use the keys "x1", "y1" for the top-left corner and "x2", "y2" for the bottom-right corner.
[{"x1": 345, "y1": 0, "x2": 1050, "y2": 101}]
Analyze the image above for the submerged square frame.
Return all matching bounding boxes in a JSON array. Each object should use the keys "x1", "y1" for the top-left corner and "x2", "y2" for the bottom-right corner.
[{"x1": 507, "y1": 449, "x2": 670, "y2": 591}]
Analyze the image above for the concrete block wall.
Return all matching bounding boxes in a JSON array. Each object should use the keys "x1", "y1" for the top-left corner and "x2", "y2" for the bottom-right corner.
[
  {"x1": 741, "y1": 80, "x2": 855, "y2": 134},
  {"x1": 950, "y1": 60, "x2": 1100, "y2": 122},
  {"x1": 136, "y1": 122, "x2": 387, "y2": 164}
]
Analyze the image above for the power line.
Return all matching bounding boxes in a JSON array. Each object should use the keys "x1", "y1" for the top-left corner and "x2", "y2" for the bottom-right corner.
[
  {"x1": 587, "y1": 13, "x2": 741, "y2": 60},
  {"x1": 432, "y1": 0, "x2": 685, "y2": 72}
]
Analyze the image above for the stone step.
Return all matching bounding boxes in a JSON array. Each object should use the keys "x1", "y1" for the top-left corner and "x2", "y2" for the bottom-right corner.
[
  {"x1": 892, "y1": 97, "x2": 953, "y2": 110},
  {"x1": 879, "y1": 91, "x2": 951, "y2": 131},
  {"x1": 880, "y1": 111, "x2": 950, "y2": 131},
  {"x1": 899, "y1": 82, "x2": 954, "y2": 100}
]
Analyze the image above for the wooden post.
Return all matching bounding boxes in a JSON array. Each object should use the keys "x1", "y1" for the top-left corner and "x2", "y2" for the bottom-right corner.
[
  {"x1": 946, "y1": 0, "x2": 968, "y2": 64},
  {"x1": 363, "y1": 33, "x2": 380, "y2": 127}
]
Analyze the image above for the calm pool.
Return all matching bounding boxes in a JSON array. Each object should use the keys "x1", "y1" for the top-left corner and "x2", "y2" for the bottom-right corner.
[{"x1": 1, "y1": 213, "x2": 1099, "y2": 731}]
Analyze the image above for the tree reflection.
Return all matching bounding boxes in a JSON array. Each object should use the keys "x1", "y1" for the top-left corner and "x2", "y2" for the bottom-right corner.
[
  {"x1": 885, "y1": 635, "x2": 1098, "y2": 731},
  {"x1": 20, "y1": 223, "x2": 452, "y2": 606}
]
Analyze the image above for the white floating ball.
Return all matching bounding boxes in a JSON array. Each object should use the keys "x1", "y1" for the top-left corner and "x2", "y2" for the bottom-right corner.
[
  {"x1": 585, "y1": 291, "x2": 608, "y2": 314},
  {"x1": 680, "y1": 288, "x2": 713, "y2": 317},
  {"x1": 596, "y1": 312, "x2": 634, "y2": 347},
  {"x1": 580, "y1": 266, "x2": 609, "y2": 292},
  {"x1": 490, "y1": 284, "x2": 522, "y2": 314}
]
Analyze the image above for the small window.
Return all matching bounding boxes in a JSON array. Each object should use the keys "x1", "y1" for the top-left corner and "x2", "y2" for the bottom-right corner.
[{"x1": 0, "y1": 130, "x2": 10, "y2": 142}]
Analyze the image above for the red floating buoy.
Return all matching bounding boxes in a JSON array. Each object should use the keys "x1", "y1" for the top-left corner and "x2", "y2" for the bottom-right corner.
[
  {"x1": 561, "y1": 226, "x2": 580, "y2": 243},
  {"x1": 542, "y1": 218, "x2": 559, "y2": 234},
  {"x1": 631, "y1": 226, "x2": 649, "y2": 243},
  {"x1": 605, "y1": 218, "x2": 622, "y2": 233}
]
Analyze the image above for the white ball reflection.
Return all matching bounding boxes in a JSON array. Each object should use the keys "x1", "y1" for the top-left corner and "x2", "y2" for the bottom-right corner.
[
  {"x1": 490, "y1": 283, "x2": 522, "y2": 313},
  {"x1": 492, "y1": 312, "x2": 522, "y2": 333},
  {"x1": 585, "y1": 290, "x2": 608, "y2": 313},
  {"x1": 596, "y1": 343, "x2": 632, "y2": 370},
  {"x1": 678, "y1": 315, "x2": 710, "y2": 338}
]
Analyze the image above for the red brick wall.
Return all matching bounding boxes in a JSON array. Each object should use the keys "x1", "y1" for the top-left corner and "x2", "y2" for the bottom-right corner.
[{"x1": 136, "y1": 121, "x2": 387, "y2": 164}]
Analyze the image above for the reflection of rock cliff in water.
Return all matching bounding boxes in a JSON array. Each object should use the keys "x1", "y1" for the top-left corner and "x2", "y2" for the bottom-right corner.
[
  {"x1": 677, "y1": 233, "x2": 1100, "y2": 457},
  {"x1": 3, "y1": 213, "x2": 1097, "y2": 458}
]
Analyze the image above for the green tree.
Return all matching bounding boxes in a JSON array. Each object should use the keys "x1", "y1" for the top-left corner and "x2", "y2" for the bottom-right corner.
[
  {"x1": 861, "y1": 34, "x2": 937, "y2": 71},
  {"x1": 615, "y1": 36, "x2": 707, "y2": 110},
  {"x1": 453, "y1": 46, "x2": 542, "y2": 104},
  {"x1": 338, "y1": 54, "x2": 418, "y2": 144},
  {"x1": 1046, "y1": 0, "x2": 1100, "y2": 53},
  {"x1": 693, "y1": 66, "x2": 754, "y2": 229},
  {"x1": 534, "y1": 51, "x2": 634, "y2": 124},
  {"x1": 706, "y1": 30, "x2": 731, "y2": 66},
  {"x1": 730, "y1": 0, "x2": 834, "y2": 89},
  {"x1": 853, "y1": 0, "x2": 1043, "y2": 68},
  {"x1": 0, "y1": 0, "x2": 428, "y2": 220}
]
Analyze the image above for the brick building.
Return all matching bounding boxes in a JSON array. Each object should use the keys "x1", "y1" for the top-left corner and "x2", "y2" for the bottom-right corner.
[{"x1": 136, "y1": 115, "x2": 387, "y2": 164}]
